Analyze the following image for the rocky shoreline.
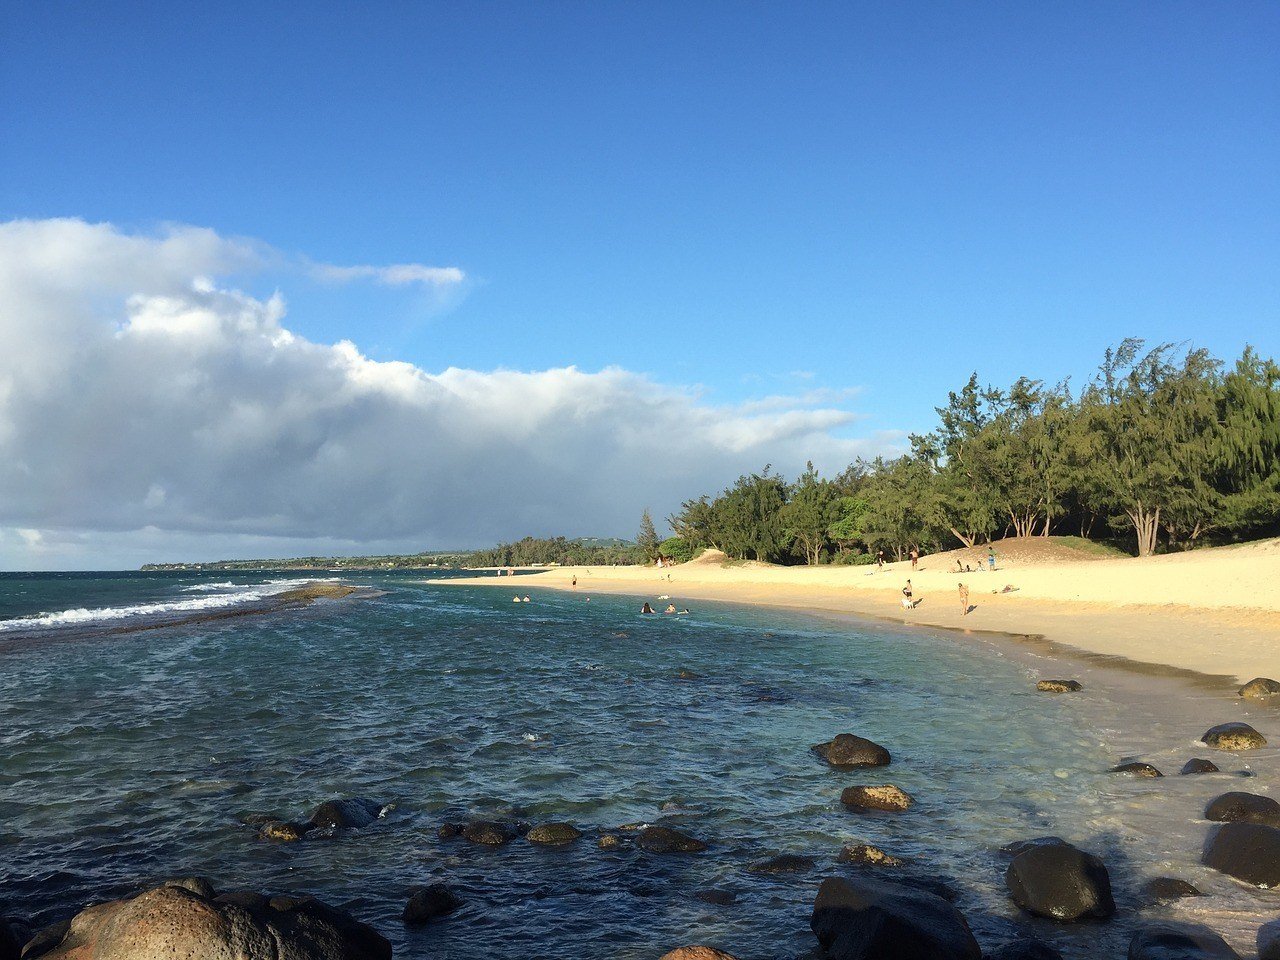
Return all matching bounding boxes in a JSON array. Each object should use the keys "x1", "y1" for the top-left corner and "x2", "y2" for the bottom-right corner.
[{"x1": 6, "y1": 675, "x2": 1279, "y2": 959}]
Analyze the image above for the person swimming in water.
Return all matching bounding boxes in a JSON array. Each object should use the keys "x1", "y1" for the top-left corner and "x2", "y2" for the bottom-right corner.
[
  {"x1": 641, "y1": 602, "x2": 655, "y2": 614},
  {"x1": 664, "y1": 604, "x2": 677, "y2": 614}
]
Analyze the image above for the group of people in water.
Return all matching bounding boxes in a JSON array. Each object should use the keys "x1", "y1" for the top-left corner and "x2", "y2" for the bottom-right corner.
[{"x1": 641, "y1": 601, "x2": 689, "y2": 615}]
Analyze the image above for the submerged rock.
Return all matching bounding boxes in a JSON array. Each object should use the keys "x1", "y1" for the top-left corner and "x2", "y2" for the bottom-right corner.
[
  {"x1": 1181, "y1": 758, "x2": 1220, "y2": 775},
  {"x1": 812, "y1": 734, "x2": 892, "y2": 769},
  {"x1": 308, "y1": 797, "x2": 384, "y2": 830},
  {"x1": 841, "y1": 784, "x2": 913, "y2": 812},
  {"x1": 402, "y1": 883, "x2": 461, "y2": 925},
  {"x1": 838, "y1": 844, "x2": 903, "y2": 867},
  {"x1": 1205, "y1": 792, "x2": 1280, "y2": 827},
  {"x1": 1128, "y1": 924, "x2": 1241, "y2": 960},
  {"x1": 1112, "y1": 761, "x2": 1163, "y2": 778},
  {"x1": 1202, "y1": 723, "x2": 1267, "y2": 751},
  {"x1": 1240, "y1": 678, "x2": 1280, "y2": 701},
  {"x1": 659, "y1": 949, "x2": 739, "y2": 960},
  {"x1": 259, "y1": 819, "x2": 311, "y2": 842},
  {"x1": 526, "y1": 822, "x2": 581, "y2": 845},
  {"x1": 1202, "y1": 822, "x2": 1280, "y2": 886},
  {"x1": 1036, "y1": 680, "x2": 1082, "y2": 693},
  {"x1": 693, "y1": 889, "x2": 737, "y2": 906},
  {"x1": 986, "y1": 939, "x2": 1064, "y2": 960},
  {"x1": 1142, "y1": 877, "x2": 1203, "y2": 902},
  {"x1": 810, "y1": 875, "x2": 980, "y2": 960},
  {"x1": 597, "y1": 834, "x2": 621, "y2": 850},
  {"x1": 747, "y1": 853, "x2": 814, "y2": 874},
  {"x1": 1005, "y1": 841, "x2": 1115, "y2": 921},
  {"x1": 437, "y1": 822, "x2": 461, "y2": 839},
  {"x1": 36, "y1": 882, "x2": 389, "y2": 960},
  {"x1": 461, "y1": 820, "x2": 520, "y2": 846},
  {"x1": 636, "y1": 825, "x2": 706, "y2": 853}
]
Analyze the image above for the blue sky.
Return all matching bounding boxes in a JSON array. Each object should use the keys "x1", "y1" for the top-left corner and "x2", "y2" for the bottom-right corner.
[{"x1": 1, "y1": 3, "x2": 1277, "y2": 565}]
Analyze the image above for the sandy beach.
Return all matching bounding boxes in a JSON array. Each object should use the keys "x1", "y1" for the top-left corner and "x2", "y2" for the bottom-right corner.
[{"x1": 449, "y1": 538, "x2": 1280, "y2": 687}]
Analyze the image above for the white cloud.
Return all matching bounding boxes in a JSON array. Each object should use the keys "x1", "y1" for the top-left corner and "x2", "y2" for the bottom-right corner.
[
  {"x1": 312, "y1": 262, "x2": 466, "y2": 287},
  {"x1": 0, "y1": 218, "x2": 896, "y2": 568}
]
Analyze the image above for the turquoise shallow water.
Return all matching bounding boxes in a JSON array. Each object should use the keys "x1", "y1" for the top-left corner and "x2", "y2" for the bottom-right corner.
[{"x1": 1, "y1": 571, "x2": 1276, "y2": 958}]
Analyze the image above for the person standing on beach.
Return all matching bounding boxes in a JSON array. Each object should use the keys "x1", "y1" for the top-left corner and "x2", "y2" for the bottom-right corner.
[
  {"x1": 910, "y1": 548, "x2": 919, "y2": 571},
  {"x1": 959, "y1": 582, "x2": 970, "y2": 617},
  {"x1": 987, "y1": 547, "x2": 997, "y2": 572},
  {"x1": 572, "y1": 575, "x2": 577, "y2": 588},
  {"x1": 877, "y1": 549, "x2": 885, "y2": 570},
  {"x1": 901, "y1": 580, "x2": 914, "y2": 609}
]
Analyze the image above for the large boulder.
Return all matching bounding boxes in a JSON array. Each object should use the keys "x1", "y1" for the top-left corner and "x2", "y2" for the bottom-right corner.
[
  {"x1": 1201, "y1": 723, "x2": 1267, "y2": 751},
  {"x1": 1202, "y1": 822, "x2": 1280, "y2": 886},
  {"x1": 810, "y1": 875, "x2": 981, "y2": 960},
  {"x1": 308, "y1": 797, "x2": 384, "y2": 830},
  {"x1": 986, "y1": 940, "x2": 1063, "y2": 960},
  {"x1": 1181, "y1": 759, "x2": 1220, "y2": 775},
  {"x1": 841, "y1": 785, "x2": 913, "y2": 812},
  {"x1": 1000, "y1": 837, "x2": 1068, "y2": 857},
  {"x1": 812, "y1": 734, "x2": 891, "y2": 769},
  {"x1": 403, "y1": 883, "x2": 461, "y2": 925},
  {"x1": 1204, "y1": 792, "x2": 1280, "y2": 827},
  {"x1": 37, "y1": 883, "x2": 389, "y2": 960},
  {"x1": 636, "y1": 826, "x2": 707, "y2": 853},
  {"x1": 525, "y1": 823, "x2": 581, "y2": 845},
  {"x1": 1142, "y1": 877, "x2": 1203, "y2": 902},
  {"x1": 1240, "y1": 678, "x2": 1280, "y2": 701},
  {"x1": 1005, "y1": 841, "x2": 1115, "y2": 921},
  {"x1": 1127, "y1": 924, "x2": 1241, "y2": 959}
]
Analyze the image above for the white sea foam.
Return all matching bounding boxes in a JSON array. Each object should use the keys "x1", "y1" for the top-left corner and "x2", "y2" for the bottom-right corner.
[{"x1": 0, "y1": 579, "x2": 318, "y2": 633}]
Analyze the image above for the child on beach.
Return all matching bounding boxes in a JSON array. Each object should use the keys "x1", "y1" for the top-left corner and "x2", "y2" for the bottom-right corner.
[
  {"x1": 959, "y1": 583, "x2": 970, "y2": 616},
  {"x1": 901, "y1": 581, "x2": 915, "y2": 609},
  {"x1": 987, "y1": 547, "x2": 997, "y2": 571}
]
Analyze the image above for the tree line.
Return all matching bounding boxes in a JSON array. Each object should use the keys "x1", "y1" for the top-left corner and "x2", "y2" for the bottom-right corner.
[
  {"x1": 664, "y1": 341, "x2": 1280, "y2": 563},
  {"x1": 464, "y1": 536, "x2": 645, "y2": 568}
]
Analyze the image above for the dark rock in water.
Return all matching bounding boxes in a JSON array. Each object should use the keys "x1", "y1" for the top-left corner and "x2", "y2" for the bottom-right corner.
[
  {"x1": 810, "y1": 875, "x2": 980, "y2": 960},
  {"x1": 1205, "y1": 792, "x2": 1280, "y2": 827},
  {"x1": 437, "y1": 822, "x2": 461, "y2": 839},
  {"x1": 986, "y1": 939, "x2": 1064, "y2": 960},
  {"x1": 748, "y1": 853, "x2": 814, "y2": 874},
  {"x1": 1240, "y1": 678, "x2": 1280, "y2": 701},
  {"x1": 812, "y1": 734, "x2": 891, "y2": 769},
  {"x1": 1181, "y1": 758, "x2": 1220, "y2": 775},
  {"x1": 893, "y1": 874, "x2": 961, "y2": 903},
  {"x1": 597, "y1": 834, "x2": 621, "y2": 850},
  {"x1": 1000, "y1": 837, "x2": 1069, "y2": 857},
  {"x1": 637, "y1": 825, "x2": 707, "y2": 853},
  {"x1": 1259, "y1": 922, "x2": 1280, "y2": 960},
  {"x1": 162, "y1": 876, "x2": 216, "y2": 898},
  {"x1": 1005, "y1": 841, "x2": 1115, "y2": 921},
  {"x1": 1202, "y1": 822, "x2": 1280, "y2": 886},
  {"x1": 1036, "y1": 680, "x2": 1082, "y2": 693},
  {"x1": 37, "y1": 883, "x2": 389, "y2": 960},
  {"x1": 526, "y1": 822, "x2": 581, "y2": 845},
  {"x1": 1202, "y1": 722, "x2": 1267, "y2": 751},
  {"x1": 461, "y1": 820, "x2": 520, "y2": 845},
  {"x1": 1112, "y1": 761, "x2": 1163, "y2": 778},
  {"x1": 694, "y1": 889, "x2": 737, "y2": 906},
  {"x1": 20, "y1": 919, "x2": 69, "y2": 959},
  {"x1": 1142, "y1": 877, "x2": 1203, "y2": 902},
  {"x1": 676, "y1": 669, "x2": 703, "y2": 680},
  {"x1": 1, "y1": 917, "x2": 19, "y2": 960},
  {"x1": 260, "y1": 819, "x2": 311, "y2": 842},
  {"x1": 837, "y1": 844, "x2": 903, "y2": 867},
  {"x1": 841, "y1": 784, "x2": 913, "y2": 812},
  {"x1": 1128, "y1": 924, "x2": 1241, "y2": 959},
  {"x1": 403, "y1": 883, "x2": 461, "y2": 925},
  {"x1": 308, "y1": 797, "x2": 384, "y2": 830}
]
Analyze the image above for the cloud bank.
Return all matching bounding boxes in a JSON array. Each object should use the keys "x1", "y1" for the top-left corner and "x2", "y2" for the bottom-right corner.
[{"x1": 0, "y1": 219, "x2": 892, "y2": 568}]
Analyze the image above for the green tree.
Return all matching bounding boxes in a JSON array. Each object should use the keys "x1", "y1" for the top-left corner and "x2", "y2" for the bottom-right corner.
[
  {"x1": 782, "y1": 461, "x2": 839, "y2": 564},
  {"x1": 637, "y1": 509, "x2": 660, "y2": 562}
]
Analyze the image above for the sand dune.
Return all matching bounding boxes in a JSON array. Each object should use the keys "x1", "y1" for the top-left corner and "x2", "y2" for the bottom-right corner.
[{"x1": 452, "y1": 538, "x2": 1280, "y2": 686}]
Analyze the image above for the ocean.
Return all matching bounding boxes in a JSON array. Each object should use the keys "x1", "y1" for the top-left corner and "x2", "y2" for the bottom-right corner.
[{"x1": 0, "y1": 570, "x2": 1274, "y2": 958}]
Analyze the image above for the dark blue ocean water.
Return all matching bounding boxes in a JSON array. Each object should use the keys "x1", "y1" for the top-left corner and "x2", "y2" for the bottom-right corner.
[{"x1": 0, "y1": 571, "x2": 1274, "y2": 958}]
